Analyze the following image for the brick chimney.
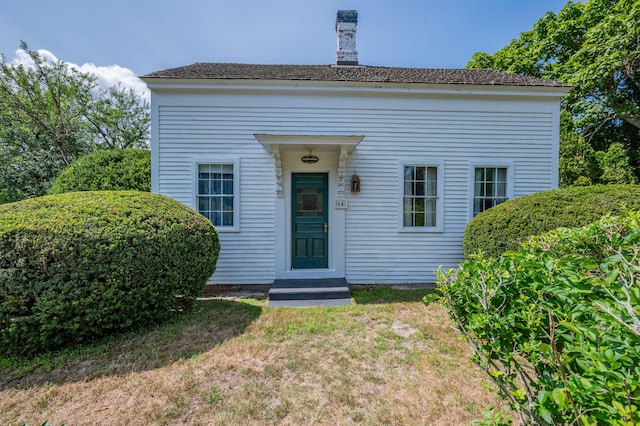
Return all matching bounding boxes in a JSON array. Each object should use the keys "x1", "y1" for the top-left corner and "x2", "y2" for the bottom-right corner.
[{"x1": 336, "y1": 10, "x2": 358, "y2": 66}]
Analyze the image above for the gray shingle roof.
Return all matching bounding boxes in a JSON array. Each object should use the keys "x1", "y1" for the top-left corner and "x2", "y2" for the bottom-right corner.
[{"x1": 142, "y1": 63, "x2": 569, "y2": 87}]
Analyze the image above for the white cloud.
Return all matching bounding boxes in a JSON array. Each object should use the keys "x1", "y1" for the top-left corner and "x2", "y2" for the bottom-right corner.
[
  {"x1": 9, "y1": 48, "x2": 150, "y2": 102},
  {"x1": 76, "y1": 62, "x2": 150, "y2": 102}
]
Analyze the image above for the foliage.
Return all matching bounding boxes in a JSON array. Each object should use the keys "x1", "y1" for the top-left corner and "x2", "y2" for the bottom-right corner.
[
  {"x1": 0, "y1": 42, "x2": 149, "y2": 203},
  {"x1": 463, "y1": 184, "x2": 640, "y2": 258},
  {"x1": 0, "y1": 191, "x2": 219, "y2": 355},
  {"x1": 0, "y1": 44, "x2": 94, "y2": 203},
  {"x1": 600, "y1": 143, "x2": 639, "y2": 184},
  {"x1": 48, "y1": 149, "x2": 150, "y2": 193},
  {"x1": 467, "y1": 0, "x2": 640, "y2": 182},
  {"x1": 467, "y1": 0, "x2": 640, "y2": 130},
  {"x1": 559, "y1": 110, "x2": 601, "y2": 187},
  {"x1": 85, "y1": 85, "x2": 150, "y2": 150},
  {"x1": 432, "y1": 212, "x2": 640, "y2": 425}
]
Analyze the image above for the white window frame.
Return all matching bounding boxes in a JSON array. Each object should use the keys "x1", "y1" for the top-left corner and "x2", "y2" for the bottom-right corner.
[
  {"x1": 398, "y1": 159, "x2": 444, "y2": 232},
  {"x1": 469, "y1": 161, "x2": 514, "y2": 219},
  {"x1": 192, "y1": 157, "x2": 240, "y2": 232}
]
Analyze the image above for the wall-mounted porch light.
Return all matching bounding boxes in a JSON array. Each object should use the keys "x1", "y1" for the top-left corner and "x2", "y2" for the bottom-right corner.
[{"x1": 351, "y1": 174, "x2": 360, "y2": 192}]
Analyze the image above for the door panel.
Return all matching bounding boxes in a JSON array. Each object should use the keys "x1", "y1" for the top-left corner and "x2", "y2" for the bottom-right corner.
[{"x1": 292, "y1": 173, "x2": 328, "y2": 269}]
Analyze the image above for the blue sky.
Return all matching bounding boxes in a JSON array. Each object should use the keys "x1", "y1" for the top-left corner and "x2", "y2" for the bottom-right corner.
[{"x1": 1, "y1": 0, "x2": 567, "y2": 78}]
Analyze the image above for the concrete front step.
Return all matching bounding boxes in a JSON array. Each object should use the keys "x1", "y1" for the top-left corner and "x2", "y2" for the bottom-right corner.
[
  {"x1": 267, "y1": 278, "x2": 352, "y2": 307},
  {"x1": 268, "y1": 287, "x2": 351, "y2": 301},
  {"x1": 268, "y1": 298, "x2": 353, "y2": 307}
]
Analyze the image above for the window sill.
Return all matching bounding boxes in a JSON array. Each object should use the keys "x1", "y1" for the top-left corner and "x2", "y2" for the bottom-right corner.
[
  {"x1": 398, "y1": 226, "x2": 444, "y2": 233},
  {"x1": 214, "y1": 226, "x2": 240, "y2": 233}
]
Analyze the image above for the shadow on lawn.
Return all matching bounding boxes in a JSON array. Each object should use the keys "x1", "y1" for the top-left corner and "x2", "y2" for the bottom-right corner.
[
  {"x1": 0, "y1": 298, "x2": 262, "y2": 390},
  {"x1": 351, "y1": 286, "x2": 438, "y2": 305}
]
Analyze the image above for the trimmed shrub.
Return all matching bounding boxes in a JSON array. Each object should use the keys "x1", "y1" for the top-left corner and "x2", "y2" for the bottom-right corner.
[
  {"x1": 0, "y1": 191, "x2": 219, "y2": 355},
  {"x1": 434, "y1": 212, "x2": 640, "y2": 425},
  {"x1": 48, "y1": 149, "x2": 150, "y2": 194},
  {"x1": 463, "y1": 184, "x2": 640, "y2": 258}
]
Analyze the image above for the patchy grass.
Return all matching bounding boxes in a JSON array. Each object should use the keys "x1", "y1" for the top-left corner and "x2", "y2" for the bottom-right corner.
[{"x1": 0, "y1": 288, "x2": 510, "y2": 425}]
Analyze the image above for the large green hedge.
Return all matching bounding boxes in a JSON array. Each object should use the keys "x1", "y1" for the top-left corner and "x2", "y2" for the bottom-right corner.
[
  {"x1": 463, "y1": 184, "x2": 640, "y2": 258},
  {"x1": 48, "y1": 149, "x2": 150, "y2": 194},
  {"x1": 434, "y1": 212, "x2": 640, "y2": 424},
  {"x1": 0, "y1": 191, "x2": 219, "y2": 355}
]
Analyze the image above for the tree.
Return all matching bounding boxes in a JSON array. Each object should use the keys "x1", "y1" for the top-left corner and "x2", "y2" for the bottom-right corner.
[
  {"x1": 467, "y1": 0, "x2": 640, "y2": 183},
  {"x1": 86, "y1": 86, "x2": 150, "y2": 149},
  {"x1": 559, "y1": 112, "x2": 601, "y2": 186},
  {"x1": 600, "y1": 142, "x2": 638, "y2": 183},
  {"x1": 0, "y1": 42, "x2": 150, "y2": 203},
  {"x1": 468, "y1": 0, "x2": 639, "y2": 130}
]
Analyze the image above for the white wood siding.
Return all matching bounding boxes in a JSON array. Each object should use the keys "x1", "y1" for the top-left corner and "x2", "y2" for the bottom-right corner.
[{"x1": 152, "y1": 87, "x2": 561, "y2": 284}]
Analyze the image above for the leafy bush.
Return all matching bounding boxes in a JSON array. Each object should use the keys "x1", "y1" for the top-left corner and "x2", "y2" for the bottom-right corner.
[
  {"x1": 433, "y1": 212, "x2": 640, "y2": 425},
  {"x1": 48, "y1": 149, "x2": 150, "y2": 194},
  {"x1": 0, "y1": 191, "x2": 219, "y2": 355},
  {"x1": 463, "y1": 184, "x2": 640, "y2": 258}
]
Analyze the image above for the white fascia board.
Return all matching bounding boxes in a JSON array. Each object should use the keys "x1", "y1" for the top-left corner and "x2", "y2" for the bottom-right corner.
[
  {"x1": 254, "y1": 134, "x2": 364, "y2": 153},
  {"x1": 141, "y1": 78, "x2": 571, "y2": 100}
]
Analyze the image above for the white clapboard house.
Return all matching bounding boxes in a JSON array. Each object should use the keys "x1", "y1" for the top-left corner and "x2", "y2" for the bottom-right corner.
[{"x1": 142, "y1": 10, "x2": 570, "y2": 286}]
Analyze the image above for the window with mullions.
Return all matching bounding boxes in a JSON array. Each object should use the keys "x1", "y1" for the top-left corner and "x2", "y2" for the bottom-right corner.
[
  {"x1": 197, "y1": 163, "x2": 235, "y2": 227},
  {"x1": 473, "y1": 167, "x2": 508, "y2": 216},
  {"x1": 403, "y1": 165, "x2": 438, "y2": 227}
]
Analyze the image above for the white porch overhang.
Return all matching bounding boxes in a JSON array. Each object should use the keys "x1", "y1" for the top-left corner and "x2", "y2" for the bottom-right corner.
[{"x1": 254, "y1": 134, "x2": 364, "y2": 198}]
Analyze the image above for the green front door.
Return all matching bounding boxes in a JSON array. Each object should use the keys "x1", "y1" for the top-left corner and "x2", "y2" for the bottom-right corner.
[{"x1": 292, "y1": 173, "x2": 328, "y2": 269}]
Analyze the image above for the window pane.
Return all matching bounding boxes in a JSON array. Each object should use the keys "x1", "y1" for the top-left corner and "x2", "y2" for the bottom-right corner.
[
  {"x1": 426, "y1": 167, "x2": 437, "y2": 181},
  {"x1": 198, "y1": 197, "x2": 209, "y2": 212},
  {"x1": 474, "y1": 200, "x2": 482, "y2": 216},
  {"x1": 404, "y1": 181, "x2": 413, "y2": 196},
  {"x1": 425, "y1": 211, "x2": 436, "y2": 227},
  {"x1": 415, "y1": 181, "x2": 425, "y2": 196},
  {"x1": 222, "y1": 212, "x2": 233, "y2": 226},
  {"x1": 486, "y1": 182, "x2": 494, "y2": 197},
  {"x1": 474, "y1": 182, "x2": 483, "y2": 197},
  {"x1": 404, "y1": 166, "x2": 415, "y2": 181},
  {"x1": 223, "y1": 196, "x2": 234, "y2": 211},
  {"x1": 198, "y1": 179, "x2": 208, "y2": 195},
  {"x1": 426, "y1": 198, "x2": 437, "y2": 215},
  {"x1": 475, "y1": 168, "x2": 484, "y2": 182},
  {"x1": 223, "y1": 178, "x2": 233, "y2": 195},
  {"x1": 497, "y1": 168, "x2": 507, "y2": 182},
  {"x1": 211, "y1": 212, "x2": 222, "y2": 227},
  {"x1": 415, "y1": 166, "x2": 425, "y2": 181},
  {"x1": 403, "y1": 197, "x2": 413, "y2": 212},
  {"x1": 403, "y1": 212, "x2": 413, "y2": 227},
  {"x1": 427, "y1": 181, "x2": 437, "y2": 197}
]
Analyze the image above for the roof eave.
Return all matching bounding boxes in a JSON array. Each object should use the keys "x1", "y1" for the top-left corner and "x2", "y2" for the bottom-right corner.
[{"x1": 141, "y1": 76, "x2": 571, "y2": 98}]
